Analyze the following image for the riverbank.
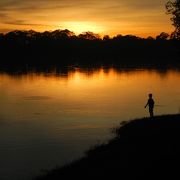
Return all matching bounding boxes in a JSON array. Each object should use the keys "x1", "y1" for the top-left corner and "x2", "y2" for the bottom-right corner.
[{"x1": 36, "y1": 114, "x2": 180, "y2": 180}]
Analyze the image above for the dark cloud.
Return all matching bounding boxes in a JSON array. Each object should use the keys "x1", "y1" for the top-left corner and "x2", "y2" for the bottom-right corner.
[
  {"x1": 116, "y1": 0, "x2": 167, "y2": 9},
  {"x1": 0, "y1": 0, "x2": 98, "y2": 11},
  {"x1": 0, "y1": 0, "x2": 167, "y2": 10},
  {"x1": 2, "y1": 19, "x2": 50, "y2": 27}
]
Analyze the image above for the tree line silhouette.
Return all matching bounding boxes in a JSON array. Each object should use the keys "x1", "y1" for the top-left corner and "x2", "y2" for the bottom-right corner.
[{"x1": 0, "y1": 29, "x2": 179, "y2": 70}]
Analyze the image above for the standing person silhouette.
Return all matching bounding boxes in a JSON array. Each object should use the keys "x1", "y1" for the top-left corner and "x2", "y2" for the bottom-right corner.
[{"x1": 145, "y1": 93, "x2": 155, "y2": 118}]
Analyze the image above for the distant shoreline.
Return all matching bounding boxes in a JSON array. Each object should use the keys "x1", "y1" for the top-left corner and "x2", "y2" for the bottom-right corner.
[
  {"x1": 35, "y1": 114, "x2": 180, "y2": 180},
  {"x1": 0, "y1": 30, "x2": 180, "y2": 70},
  {"x1": 1, "y1": 65, "x2": 180, "y2": 75}
]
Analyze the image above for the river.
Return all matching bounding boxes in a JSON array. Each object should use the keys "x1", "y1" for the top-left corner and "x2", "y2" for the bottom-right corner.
[{"x1": 0, "y1": 68, "x2": 180, "y2": 180}]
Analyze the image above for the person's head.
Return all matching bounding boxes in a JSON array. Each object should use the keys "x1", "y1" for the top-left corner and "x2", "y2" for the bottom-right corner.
[{"x1": 149, "y1": 93, "x2": 153, "y2": 98}]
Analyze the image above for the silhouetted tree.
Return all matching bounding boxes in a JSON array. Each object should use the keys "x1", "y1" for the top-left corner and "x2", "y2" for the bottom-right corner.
[
  {"x1": 78, "y1": 32, "x2": 100, "y2": 40},
  {"x1": 166, "y1": 0, "x2": 180, "y2": 39},
  {"x1": 147, "y1": 36, "x2": 155, "y2": 40},
  {"x1": 103, "y1": 35, "x2": 110, "y2": 41},
  {"x1": 0, "y1": 33, "x2": 3, "y2": 40},
  {"x1": 113, "y1": 34, "x2": 123, "y2": 40},
  {"x1": 51, "y1": 29, "x2": 75, "y2": 39},
  {"x1": 156, "y1": 32, "x2": 169, "y2": 40}
]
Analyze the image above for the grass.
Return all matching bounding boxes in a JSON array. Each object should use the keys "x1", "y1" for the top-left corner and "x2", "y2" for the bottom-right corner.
[{"x1": 35, "y1": 114, "x2": 180, "y2": 180}]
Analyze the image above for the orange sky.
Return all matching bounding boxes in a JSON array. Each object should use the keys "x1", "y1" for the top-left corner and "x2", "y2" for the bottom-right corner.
[{"x1": 0, "y1": 0, "x2": 173, "y2": 37}]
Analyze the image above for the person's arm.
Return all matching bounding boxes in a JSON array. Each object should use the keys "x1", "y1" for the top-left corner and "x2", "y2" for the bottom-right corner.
[{"x1": 145, "y1": 101, "x2": 149, "y2": 108}]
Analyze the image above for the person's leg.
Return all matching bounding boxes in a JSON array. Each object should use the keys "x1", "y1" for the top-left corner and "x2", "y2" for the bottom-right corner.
[{"x1": 149, "y1": 108, "x2": 154, "y2": 118}]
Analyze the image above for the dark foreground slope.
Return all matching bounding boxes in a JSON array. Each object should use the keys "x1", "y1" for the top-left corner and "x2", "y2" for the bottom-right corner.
[{"x1": 36, "y1": 114, "x2": 180, "y2": 180}]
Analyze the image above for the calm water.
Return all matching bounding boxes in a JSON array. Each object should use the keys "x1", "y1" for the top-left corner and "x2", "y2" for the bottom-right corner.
[{"x1": 0, "y1": 68, "x2": 180, "y2": 180}]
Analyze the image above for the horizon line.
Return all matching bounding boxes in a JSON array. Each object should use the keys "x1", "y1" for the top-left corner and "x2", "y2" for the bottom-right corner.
[{"x1": 0, "y1": 28, "x2": 173, "y2": 39}]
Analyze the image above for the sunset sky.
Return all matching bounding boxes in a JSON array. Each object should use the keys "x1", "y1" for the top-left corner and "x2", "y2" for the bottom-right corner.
[{"x1": 0, "y1": 0, "x2": 173, "y2": 37}]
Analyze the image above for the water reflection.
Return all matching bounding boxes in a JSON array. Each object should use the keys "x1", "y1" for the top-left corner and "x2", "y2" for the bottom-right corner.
[{"x1": 0, "y1": 68, "x2": 180, "y2": 180}]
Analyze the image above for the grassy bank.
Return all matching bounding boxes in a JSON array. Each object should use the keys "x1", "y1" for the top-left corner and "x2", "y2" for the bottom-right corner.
[{"x1": 36, "y1": 114, "x2": 180, "y2": 180}]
